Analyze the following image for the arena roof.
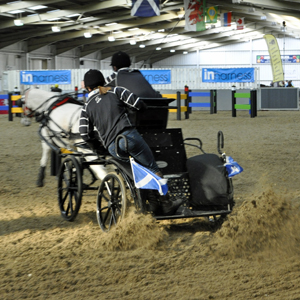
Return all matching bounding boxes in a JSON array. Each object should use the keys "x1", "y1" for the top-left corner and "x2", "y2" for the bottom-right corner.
[{"x1": 0, "y1": 0, "x2": 299, "y2": 63}]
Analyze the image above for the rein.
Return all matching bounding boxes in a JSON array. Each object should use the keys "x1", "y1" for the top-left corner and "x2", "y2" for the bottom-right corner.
[
  {"x1": 24, "y1": 94, "x2": 59, "y2": 117},
  {"x1": 35, "y1": 95, "x2": 83, "y2": 140}
]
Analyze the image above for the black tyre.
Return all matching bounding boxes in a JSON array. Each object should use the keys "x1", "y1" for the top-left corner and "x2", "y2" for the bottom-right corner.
[
  {"x1": 58, "y1": 156, "x2": 83, "y2": 221},
  {"x1": 96, "y1": 172, "x2": 127, "y2": 232}
]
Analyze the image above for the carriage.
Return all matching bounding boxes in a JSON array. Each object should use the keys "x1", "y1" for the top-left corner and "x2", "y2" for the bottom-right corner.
[{"x1": 44, "y1": 97, "x2": 236, "y2": 232}]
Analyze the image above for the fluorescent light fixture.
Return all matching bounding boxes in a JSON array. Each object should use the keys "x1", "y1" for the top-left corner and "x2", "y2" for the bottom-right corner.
[
  {"x1": 183, "y1": 51, "x2": 188, "y2": 54},
  {"x1": 177, "y1": 8, "x2": 184, "y2": 18},
  {"x1": 52, "y1": 25, "x2": 61, "y2": 32},
  {"x1": 108, "y1": 36, "x2": 115, "y2": 41},
  {"x1": 84, "y1": 32, "x2": 92, "y2": 38},
  {"x1": 139, "y1": 44, "x2": 146, "y2": 48},
  {"x1": 158, "y1": 29, "x2": 165, "y2": 32},
  {"x1": 67, "y1": 13, "x2": 81, "y2": 17},
  {"x1": 128, "y1": 27, "x2": 139, "y2": 31},
  {"x1": 170, "y1": 49, "x2": 175, "y2": 52},
  {"x1": 29, "y1": 5, "x2": 47, "y2": 10},
  {"x1": 47, "y1": 9, "x2": 60, "y2": 13},
  {"x1": 113, "y1": 30, "x2": 123, "y2": 34},
  {"x1": 47, "y1": 18, "x2": 61, "y2": 21},
  {"x1": 14, "y1": 19, "x2": 23, "y2": 26},
  {"x1": 80, "y1": 17, "x2": 95, "y2": 21},
  {"x1": 9, "y1": 10, "x2": 25, "y2": 14},
  {"x1": 156, "y1": 47, "x2": 161, "y2": 50},
  {"x1": 130, "y1": 40, "x2": 136, "y2": 45},
  {"x1": 105, "y1": 22, "x2": 117, "y2": 26}
]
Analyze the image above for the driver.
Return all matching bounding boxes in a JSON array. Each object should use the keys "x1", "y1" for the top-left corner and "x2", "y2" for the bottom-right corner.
[{"x1": 79, "y1": 69, "x2": 182, "y2": 216}]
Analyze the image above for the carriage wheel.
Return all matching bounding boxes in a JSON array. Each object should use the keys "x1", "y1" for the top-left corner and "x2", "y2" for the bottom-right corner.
[
  {"x1": 57, "y1": 156, "x2": 83, "y2": 221},
  {"x1": 96, "y1": 172, "x2": 127, "y2": 232}
]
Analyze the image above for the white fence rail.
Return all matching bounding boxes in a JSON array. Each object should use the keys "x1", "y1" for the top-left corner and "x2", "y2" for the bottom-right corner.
[{"x1": 2, "y1": 68, "x2": 260, "y2": 93}]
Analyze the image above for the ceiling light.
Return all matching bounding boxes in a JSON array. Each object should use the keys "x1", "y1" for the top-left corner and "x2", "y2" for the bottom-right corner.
[
  {"x1": 170, "y1": 49, "x2": 175, "y2": 52},
  {"x1": 9, "y1": 10, "x2": 25, "y2": 14},
  {"x1": 128, "y1": 27, "x2": 139, "y2": 31},
  {"x1": 183, "y1": 51, "x2": 188, "y2": 54},
  {"x1": 139, "y1": 44, "x2": 146, "y2": 48},
  {"x1": 108, "y1": 36, "x2": 115, "y2": 41},
  {"x1": 84, "y1": 32, "x2": 92, "y2": 38},
  {"x1": 130, "y1": 40, "x2": 136, "y2": 45},
  {"x1": 29, "y1": 5, "x2": 47, "y2": 10},
  {"x1": 156, "y1": 47, "x2": 161, "y2": 50},
  {"x1": 67, "y1": 13, "x2": 81, "y2": 17},
  {"x1": 177, "y1": 8, "x2": 184, "y2": 18},
  {"x1": 47, "y1": 18, "x2": 61, "y2": 21},
  {"x1": 14, "y1": 19, "x2": 23, "y2": 26},
  {"x1": 158, "y1": 29, "x2": 165, "y2": 32},
  {"x1": 51, "y1": 25, "x2": 61, "y2": 32},
  {"x1": 105, "y1": 22, "x2": 117, "y2": 26}
]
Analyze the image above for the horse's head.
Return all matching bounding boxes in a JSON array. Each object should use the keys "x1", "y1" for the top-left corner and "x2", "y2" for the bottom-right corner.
[
  {"x1": 23, "y1": 88, "x2": 35, "y2": 118},
  {"x1": 23, "y1": 88, "x2": 54, "y2": 118}
]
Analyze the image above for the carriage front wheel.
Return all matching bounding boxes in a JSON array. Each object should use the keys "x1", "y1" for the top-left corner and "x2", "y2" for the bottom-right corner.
[
  {"x1": 57, "y1": 155, "x2": 83, "y2": 221},
  {"x1": 96, "y1": 172, "x2": 127, "y2": 232}
]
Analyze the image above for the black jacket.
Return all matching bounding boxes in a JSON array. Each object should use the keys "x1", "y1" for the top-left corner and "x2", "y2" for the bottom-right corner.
[
  {"x1": 105, "y1": 68, "x2": 162, "y2": 98},
  {"x1": 79, "y1": 86, "x2": 145, "y2": 148}
]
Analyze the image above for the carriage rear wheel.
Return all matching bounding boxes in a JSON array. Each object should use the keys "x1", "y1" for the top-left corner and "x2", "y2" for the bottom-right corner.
[
  {"x1": 96, "y1": 172, "x2": 127, "y2": 232},
  {"x1": 58, "y1": 156, "x2": 83, "y2": 221}
]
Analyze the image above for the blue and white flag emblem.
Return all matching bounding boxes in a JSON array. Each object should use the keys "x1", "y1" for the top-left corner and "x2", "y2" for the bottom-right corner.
[
  {"x1": 224, "y1": 156, "x2": 243, "y2": 178},
  {"x1": 131, "y1": 0, "x2": 160, "y2": 17},
  {"x1": 130, "y1": 157, "x2": 168, "y2": 195}
]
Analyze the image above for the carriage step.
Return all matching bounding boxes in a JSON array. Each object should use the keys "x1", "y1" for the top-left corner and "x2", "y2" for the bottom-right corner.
[{"x1": 154, "y1": 207, "x2": 231, "y2": 220}]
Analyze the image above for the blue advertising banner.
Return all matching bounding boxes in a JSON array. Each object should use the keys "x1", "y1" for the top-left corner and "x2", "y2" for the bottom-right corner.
[
  {"x1": 20, "y1": 70, "x2": 71, "y2": 85},
  {"x1": 257, "y1": 55, "x2": 300, "y2": 63},
  {"x1": 202, "y1": 68, "x2": 254, "y2": 83},
  {"x1": 140, "y1": 70, "x2": 171, "y2": 84}
]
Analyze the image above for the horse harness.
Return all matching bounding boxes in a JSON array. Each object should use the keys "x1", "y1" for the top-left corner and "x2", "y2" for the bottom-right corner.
[{"x1": 35, "y1": 94, "x2": 83, "y2": 141}]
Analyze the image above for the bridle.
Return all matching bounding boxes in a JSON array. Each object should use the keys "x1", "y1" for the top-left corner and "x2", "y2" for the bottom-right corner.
[{"x1": 23, "y1": 93, "x2": 59, "y2": 118}]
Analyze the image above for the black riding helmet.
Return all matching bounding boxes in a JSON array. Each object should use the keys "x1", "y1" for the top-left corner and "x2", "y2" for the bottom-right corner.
[
  {"x1": 84, "y1": 69, "x2": 105, "y2": 90},
  {"x1": 110, "y1": 51, "x2": 131, "y2": 69}
]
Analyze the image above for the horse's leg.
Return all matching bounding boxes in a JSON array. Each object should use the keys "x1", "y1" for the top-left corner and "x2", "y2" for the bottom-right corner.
[{"x1": 37, "y1": 140, "x2": 51, "y2": 187}]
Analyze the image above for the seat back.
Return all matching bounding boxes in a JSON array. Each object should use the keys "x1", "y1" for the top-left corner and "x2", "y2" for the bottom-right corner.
[
  {"x1": 131, "y1": 98, "x2": 174, "y2": 131},
  {"x1": 140, "y1": 128, "x2": 187, "y2": 175}
]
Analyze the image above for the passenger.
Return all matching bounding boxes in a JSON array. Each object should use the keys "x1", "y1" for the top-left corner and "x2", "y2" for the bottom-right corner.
[
  {"x1": 79, "y1": 69, "x2": 182, "y2": 215},
  {"x1": 105, "y1": 51, "x2": 162, "y2": 98}
]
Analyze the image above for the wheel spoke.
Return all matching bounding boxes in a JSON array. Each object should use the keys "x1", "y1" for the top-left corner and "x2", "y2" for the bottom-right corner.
[
  {"x1": 61, "y1": 188, "x2": 69, "y2": 204},
  {"x1": 102, "y1": 207, "x2": 111, "y2": 224},
  {"x1": 105, "y1": 181, "x2": 112, "y2": 195},
  {"x1": 109, "y1": 209, "x2": 116, "y2": 229}
]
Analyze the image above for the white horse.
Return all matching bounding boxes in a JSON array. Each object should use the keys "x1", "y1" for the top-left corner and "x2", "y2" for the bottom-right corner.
[{"x1": 22, "y1": 88, "x2": 110, "y2": 187}]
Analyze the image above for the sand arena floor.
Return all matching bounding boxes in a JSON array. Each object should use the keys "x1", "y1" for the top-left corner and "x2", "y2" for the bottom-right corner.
[{"x1": 1, "y1": 110, "x2": 300, "y2": 300}]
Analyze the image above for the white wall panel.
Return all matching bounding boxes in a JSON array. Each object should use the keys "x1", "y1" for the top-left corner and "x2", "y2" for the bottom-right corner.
[{"x1": 2, "y1": 37, "x2": 300, "y2": 91}]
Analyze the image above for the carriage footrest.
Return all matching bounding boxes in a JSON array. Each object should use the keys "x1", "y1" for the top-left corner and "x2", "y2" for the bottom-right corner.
[{"x1": 154, "y1": 207, "x2": 231, "y2": 220}]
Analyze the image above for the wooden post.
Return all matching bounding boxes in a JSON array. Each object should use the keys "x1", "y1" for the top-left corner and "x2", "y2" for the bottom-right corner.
[
  {"x1": 185, "y1": 89, "x2": 191, "y2": 119},
  {"x1": 176, "y1": 91, "x2": 181, "y2": 120},
  {"x1": 8, "y1": 93, "x2": 13, "y2": 121},
  {"x1": 210, "y1": 89, "x2": 217, "y2": 114},
  {"x1": 232, "y1": 89, "x2": 236, "y2": 117}
]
